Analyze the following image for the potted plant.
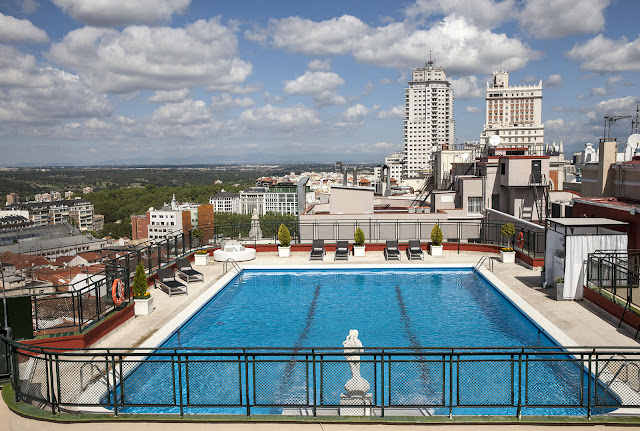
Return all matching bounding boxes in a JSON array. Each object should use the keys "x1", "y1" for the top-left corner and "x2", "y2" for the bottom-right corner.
[
  {"x1": 500, "y1": 223, "x2": 516, "y2": 263},
  {"x1": 430, "y1": 224, "x2": 443, "y2": 256},
  {"x1": 192, "y1": 228, "x2": 204, "y2": 247},
  {"x1": 133, "y1": 262, "x2": 154, "y2": 316},
  {"x1": 194, "y1": 249, "x2": 209, "y2": 266},
  {"x1": 555, "y1": 277, "x2": 565, "y2": 301},
  {"x1": 278, "y1": 223, "x2": 291, "y2": 257},
  {"x1": 353, "y1": 227, "x2": 366, "y2": 257}
]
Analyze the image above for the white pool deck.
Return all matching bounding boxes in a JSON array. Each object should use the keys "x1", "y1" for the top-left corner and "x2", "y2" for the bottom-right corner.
[{"x1": 3, "y1": 250, "x2": 640, "y2": 431}]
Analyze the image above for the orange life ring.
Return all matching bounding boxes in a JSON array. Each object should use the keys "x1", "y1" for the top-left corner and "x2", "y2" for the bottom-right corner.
[
  {"x1": 112, "y1": 278, "x2": 124, "y2": 306},
  {"x1": 517, "y1": 232, "x2": 524, "y2": 249}
]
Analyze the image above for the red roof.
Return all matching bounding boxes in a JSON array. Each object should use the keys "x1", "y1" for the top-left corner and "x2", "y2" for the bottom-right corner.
[
  {"x1": 574, "y1": 197, "x2": 640, "y2": 211},
  {"x1": 78, "y1": 251, "x2": 102, "y2": 262},
  {"x1": 0, "y1": 252, "x2": 51, "y2": 270}
]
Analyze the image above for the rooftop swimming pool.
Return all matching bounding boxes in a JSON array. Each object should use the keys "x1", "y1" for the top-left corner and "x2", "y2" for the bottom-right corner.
[{"x1": 113, "y1": 267, "x2": 617, "y2": 416}]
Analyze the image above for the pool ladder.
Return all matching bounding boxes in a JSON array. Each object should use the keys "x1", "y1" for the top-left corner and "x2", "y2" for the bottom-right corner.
[
  {"x1": 223, "y1": 258, "x2": 241, "y2": 274},
  {"x1": 475, "y1": 255, "x2": 494, "y2": 272},
  {"x1": 600, "y1": 354, "x2": 640, "y2": 393}
]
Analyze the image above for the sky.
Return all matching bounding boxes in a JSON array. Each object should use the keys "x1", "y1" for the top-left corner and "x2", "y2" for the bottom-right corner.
[{"x1": 1, "y1": 0, "x2": 640, "y2": 166}]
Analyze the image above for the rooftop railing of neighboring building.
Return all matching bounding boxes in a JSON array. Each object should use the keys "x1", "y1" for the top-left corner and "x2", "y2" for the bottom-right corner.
[{"x1": 587, "y1": 250, "x2": 640, "y2": 333}]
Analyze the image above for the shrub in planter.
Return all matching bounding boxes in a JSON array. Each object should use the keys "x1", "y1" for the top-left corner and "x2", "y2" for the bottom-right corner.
[
  {"x1": 500, "y1": 223, "x2": 515, "y2": 251},
  {"x1": 278, "y1": 223, "x2": 291, "y2": 247},
  {"x1": 132, "y1": 262, "x2": 150, "y2": 299},
  {"x1": 431, "y1": 224, "x2": 443, "y2": 246},
  {"x1": 354, "y1": 228, "x2": 365, "y2": 247}
]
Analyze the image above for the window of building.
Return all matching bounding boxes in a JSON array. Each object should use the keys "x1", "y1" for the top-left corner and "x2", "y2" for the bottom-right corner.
[
  {"x1": 468, "y1": 197, "x2": 482, "y2": 214},
  {"x1": 501, "y1": 163, "x2": 506, "y2": 175}
]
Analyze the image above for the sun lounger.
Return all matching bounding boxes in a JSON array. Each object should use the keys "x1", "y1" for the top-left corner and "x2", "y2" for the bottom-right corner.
[
  {"x1": 406, "y1": 240, "x2": 424, "y2": 260},
  {"x1": 175, "y1": 258, "x2": 204, "y2": 283},
  {"x1": 334, "y1": 240, "x2": 349, "y2": 261},
  {"x1": 155, "y1": 268, "x2": 188, "y2": 296},
  {"x1": 384, "y1": 240, "x2": 401, "y2": 261},
  {"x1": 310, "y1": 239, "x2": 326, "y2": 261}
]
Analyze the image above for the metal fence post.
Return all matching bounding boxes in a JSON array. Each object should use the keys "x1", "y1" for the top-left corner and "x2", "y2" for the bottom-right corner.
[{"x1": 312, "y1": 350, "x2": 317, "y2": 417}]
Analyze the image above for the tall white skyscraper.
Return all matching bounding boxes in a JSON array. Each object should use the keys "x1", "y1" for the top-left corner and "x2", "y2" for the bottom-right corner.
[
  {"x1": 403, "y1": 60, "x2": 455, "y2": 179},
  {"x1": 480, "y1": 71, "x2": 544, "y2": 154}
]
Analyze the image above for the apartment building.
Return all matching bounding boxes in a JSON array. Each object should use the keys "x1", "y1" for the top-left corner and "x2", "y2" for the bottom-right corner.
[
  {"x1": 209, "y1": 191, "x2": 241, "y2": 213},
  {"x1": 403, "y1": 60, "x2": 455, "y2": 179},
  {"x1": 7, "y1": 199, "x2": 96, "y2": 231},
  {"x1": 480, "y1": 71, "x2": 544, "y2": 155}
]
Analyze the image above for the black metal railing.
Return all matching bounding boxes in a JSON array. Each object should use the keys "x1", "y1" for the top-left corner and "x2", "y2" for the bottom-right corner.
[
  {"x1": 3, "y1": 338, "x2": 640, "y2": 418},
  {"x1": 587, "y1": 250, "x2": 640, "y2": 309}
]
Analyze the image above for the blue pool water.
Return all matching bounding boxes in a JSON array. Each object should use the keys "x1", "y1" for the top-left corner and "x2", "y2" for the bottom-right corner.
[{"x1": 112, "y1": 268, "x2": 613, "y2": 416}]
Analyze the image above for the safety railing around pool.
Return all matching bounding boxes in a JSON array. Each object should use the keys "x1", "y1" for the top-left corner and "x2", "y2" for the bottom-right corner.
[{"x1": 3, "y1": 338, "x2": 640, "y2": 418}]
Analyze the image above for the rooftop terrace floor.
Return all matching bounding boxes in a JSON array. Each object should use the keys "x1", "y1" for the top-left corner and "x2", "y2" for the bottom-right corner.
[{"x1": 3, "y1": 250, "x2": 640, "y2": 430}]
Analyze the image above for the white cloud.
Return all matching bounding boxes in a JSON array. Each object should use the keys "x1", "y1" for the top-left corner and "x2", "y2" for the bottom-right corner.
[
  {"x1": 21, "y1": 0, "x2": 39, "y2": 14},
  {"x1": 52, "y1": 0, "x2": 190, "y2": 26},
  {"x1": 48, "y1": 18, "x2": 252, "y2": 93},
  {"x1": 0, "y1": 45, "x2": 111, "y2": 127},
  {"x1": 593, "y1": 96, "x2": 639, "y2": 115},
  {"x1": 404, "y1": 0, "x2": 515, "y2": 28},
  {"x1": 258, "y1": 15, "x2": 539, "y2": 74},
  {"x1": 210, "y1": 94, "x2": 255, "y2": 111},
  {"x1": 377, "y1": 105, "x2": 404, "y2": 119},
  {"x1": 568, "y1": 34, "x2": 640, "y2": 72},
  {"x1": 283, "y1": 71, "x2": 344, "y2": 95},
  {"x1": 146, "y1": 89, "x2": 190, "y2": 103},
  {"x1": 464, "y1": 106, "x2": 482, "y2": 113},
  {"x1": 239, "y1": 104, "x2": 321, "y2": 129},
  {"x1": 283, "y1": 71, "x2": 346, "y2": 106},
  {"x1": 544, "y1": 118, "x2": 565, "y2": 131},
  {"x1": 374, "y1": 141, "x2": 392, "y2": 150},
  {"x1": 151, "y1": 100, "x2": 212, "y2": 125},
  {"x1": 543, "y1": 74, "x2": 563, "y2": 88},
  {"x1": 0, "y1": 13, "x2": 48, "y2": 43},
  {"x1": 518, "y1": 0, "x2": 609, "y2": 39},
  {"x1": 307, "y1": 58, "x2": 331, "y2": 71},
  {"x1": 313, "y1": 91, "x2": 347, "y2": 106},
  {"x1": 336, "y1": 104, "x2": 370, "y2": 127},
  {"x1": 450, "y1": 75, "x2": 482, "y2": 99}
]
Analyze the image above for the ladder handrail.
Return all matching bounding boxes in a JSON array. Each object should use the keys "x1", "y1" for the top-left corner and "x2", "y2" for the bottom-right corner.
[
  {"x1": 475, "y1": 255, "x2": 494, "y2": 272},
  {"x1": 600, "y1": 354, "x2": 640, "y2": 393},
  {"x1": 223, "y1": 258, "x2": 241, "y2": 274}
]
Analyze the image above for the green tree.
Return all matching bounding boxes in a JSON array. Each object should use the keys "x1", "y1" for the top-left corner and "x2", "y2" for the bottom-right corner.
[
  {"x1": 132, "y1": 262, "x2": 150, "y2": 299},
  {"x1": 500, "y1": 223, "x2": 515, "y2": 249},
  {"x1": 431, "y1": 224, "x2": 443, "y2": 246},
  {"x1": 278, "y1": 223, "x2": 291, "y2": 247},
  {"x1": 354, "y1": 227, "x2": 365, "y2": 246}
]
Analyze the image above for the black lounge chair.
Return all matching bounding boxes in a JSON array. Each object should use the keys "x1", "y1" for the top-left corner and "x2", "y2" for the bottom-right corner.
[
  {"x1": 155, "y1": 268, "x2": 188, "y2": 296},
  {"x1": 406, "y1": 240, "x2": 424, "y2": 260},
  {"x1": 175, "y1": 258, "x2": 204, "y2": 283},
  {"x1": 310, "y1": 239, "x2": 325, "y2": 261},
  {"x1": 334, "y1": 241, "x2": 349, "y2": 261},
  {"x1": 384, "y1": 240, "x2": 401, "y2": 261}
]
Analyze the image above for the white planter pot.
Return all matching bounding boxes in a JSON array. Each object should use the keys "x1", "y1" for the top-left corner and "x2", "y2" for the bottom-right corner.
[
  {"x1": 134, "y1": 296, "x2": 154, "y2": 316},
  {"x1": 353, "y1": 246, "x2": 365, "y2": 257},
  {"x1": 555, "y1": 283, "x2": 565, "y2": 301},
  {"x1": 278, "y1": 246, "x2": 291, "y2": 257},
  {"x1": 501, "y1": 250, "x2": 516, "y2": 264},
  {"x1": 194, "y1": 253, "x2": 209, "y2": 266},
  {"x1": 430, "y1": 245, "x2": 443, "y2": 257}
]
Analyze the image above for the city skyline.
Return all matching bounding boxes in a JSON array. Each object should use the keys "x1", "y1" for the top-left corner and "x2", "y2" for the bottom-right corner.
[{"x1": 1, "y1": 0, "x2": 640, "y2": 165}]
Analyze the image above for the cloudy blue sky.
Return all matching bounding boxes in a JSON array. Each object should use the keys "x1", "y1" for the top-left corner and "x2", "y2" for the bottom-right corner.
[{"x1": 1, "y1": 0, "x2": 639, "y2": 165}]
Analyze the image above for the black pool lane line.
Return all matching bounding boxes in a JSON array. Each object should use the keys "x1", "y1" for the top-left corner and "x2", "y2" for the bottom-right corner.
[
  {"x1": 275, "y1": 284, "x2": 321, "y2": 406},
  {"x1": 394, "y1": 284, "x2": 431, "y2": 389}
]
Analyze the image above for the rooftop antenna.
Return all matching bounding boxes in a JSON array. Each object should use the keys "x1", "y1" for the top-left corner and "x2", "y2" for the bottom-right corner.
[
  {"x1": 632, "y1": 105, "x2": 640, "y2": 133},
  {"x1": 426, "y1": 50, "x2": 433, "y2": 68}
]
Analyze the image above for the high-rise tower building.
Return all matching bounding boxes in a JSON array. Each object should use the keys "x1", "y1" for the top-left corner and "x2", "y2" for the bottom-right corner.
[
  {"x1": 403, "y1": 60, "x2": 455, "y2": 179},
  {"x1": 480, "y1": 71, "x2": 544, "y2": 154}
]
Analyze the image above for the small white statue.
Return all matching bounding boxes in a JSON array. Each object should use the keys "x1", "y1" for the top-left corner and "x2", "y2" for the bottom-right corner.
[{"x1": 342, "y1": 329, "x2": 369, "y2": 395}]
